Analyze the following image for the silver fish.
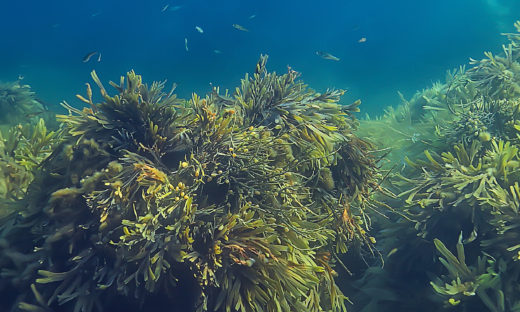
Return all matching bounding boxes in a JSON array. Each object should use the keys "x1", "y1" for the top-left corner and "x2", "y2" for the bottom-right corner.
[
  {"x1": 316, "y1": 51, "x2": 340, "y2": 61},
  {"x1": 195, "y1": 26, "x2": 203, "y2": 34},
  {"x1": 184, "y1": 37, "x2": 188, "y2": 52},
  {"x1": 82, "y1": 51, "x2": 98, "y2": 63},
  {"x1": 232, "y1": 24, "x2": 249, "y2": 32}
]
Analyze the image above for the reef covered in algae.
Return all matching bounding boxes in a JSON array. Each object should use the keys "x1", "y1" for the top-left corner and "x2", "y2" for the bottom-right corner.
[
  {"x1": 352, "y1": 21, "x2": 520, "y2": 312},
  {"x1": 4, "y1": 20, "x2": 520, "y2": 312},
  {"x1": 0, "y1": 55, "x2": 381, "y2": 312}
]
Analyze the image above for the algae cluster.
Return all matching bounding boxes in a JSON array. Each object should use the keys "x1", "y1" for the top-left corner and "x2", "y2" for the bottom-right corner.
[
  {"x1": 0, "y1": 80, "x2": 53, "y2": 132},
  {"x1": 0, "y1": 56, "x2": 380, "y2": 312},
  {"x1": 0, "y1": 79, "x2": 60, "y2": 216},
  {"x1": 4, "y1": 20, "x2": 520, "y2": 312},
  {"x1": 0, "y1": 119, "x2": 61, "y2": 211},
  {"x1": 352, "y1": 21, "x2": 520, "y2": 312}
]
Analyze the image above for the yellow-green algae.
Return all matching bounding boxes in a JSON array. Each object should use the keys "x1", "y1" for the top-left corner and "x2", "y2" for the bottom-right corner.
[
  {"x1": 6, "y1": 19, "x2": 520, "y2": 312},
  {"x1": 0, "y1": 56, "x2": 380, "y2": 312},
  {"x1": 352, "y1": 21, "x2": 520, "y2": 312}
]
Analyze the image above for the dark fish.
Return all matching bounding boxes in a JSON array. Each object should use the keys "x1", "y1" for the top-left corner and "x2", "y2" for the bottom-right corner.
[
  {"x1": 82, "y1": 51, "x2": 98, "y2": 63},
  {"x1": 26, "y1": 98, "x2": 51, "y2": 118},
  {"x1": 24, "y1": 111, "x2": 45, "y2": 118},
  {"x1": 316, "y1": 51, "x2": 340, "y2": 61},
  {"x1": 34, "y1": 98, "x2": 50, "y2": 110}
]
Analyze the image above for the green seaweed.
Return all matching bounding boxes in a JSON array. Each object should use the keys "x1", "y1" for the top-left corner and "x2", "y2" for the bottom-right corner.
[
  {"x1": 0, "y1": 79, "x2": 49, "y2": 130},
  {"x1": 0, "y1": 56, "x2": 379, "y2": 312},
  {"x1": 352, "y1": 20, "x2": 520, "y2": 312}
]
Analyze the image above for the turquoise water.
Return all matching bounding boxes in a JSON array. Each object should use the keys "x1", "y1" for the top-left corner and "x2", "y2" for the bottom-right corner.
[{"x1": 1, "y1": 0, "x2": 518, "y2": 116}]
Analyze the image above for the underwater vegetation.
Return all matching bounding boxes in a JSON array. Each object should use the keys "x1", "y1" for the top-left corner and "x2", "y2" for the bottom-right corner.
[
  {"x1": 5, "y1": 16, "x2": 520, "y2": 312},
  {"x1": 352, "y1": 21, "x2": 520, "y2": 312},
  {"x1": 0, "y1": 78, "x2": 60, "y2": 214},
  {"x1": 0, "y1": 80, "x2": 54, "y2": 132},
  {"x1": 0, "y1": 119, "x2": 62, "y2": 220},
  {"x1": 0, "y1": 55, "x2": 381, "y2": 312}
]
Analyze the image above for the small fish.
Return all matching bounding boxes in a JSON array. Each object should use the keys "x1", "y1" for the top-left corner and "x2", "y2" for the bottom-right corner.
[
  {"x1": 195, "y1": 26, "x2": 204, "y2": 34},
  {"x1": 91, "y1": 11, "x2": 101, "y2": 18},
  {"x1": 358, "y1": 37, "x2": 367, "y2": 43},
  {"x1": 161, "y1": 4, "x2": 169, "y2": 12},
  {"x1": 248, "y1": 14, "x2": 256, "y2": 19},
  {"x1": 213, "y1": 49, "x2": 222, "y2": 54},
  {"x1": 232, "y1": 24, "x2": 249, "y2": 32},
  {"x1": 82, "y1": 51, "x2": 98, "y2": 63},
  {"x1": 169, "y1": 5, "x2": 182, "y2": 11},
  {"x1": 315, "y1": 51, "x2": 340, "y2": 61},
  {"x1": 97, "y1": 53, "x2": 102, "y2": 62},
  {"x1": 25, "y1": 99, "x2": 50, "y2": 118},
  {"x1": 184, "y1": 37, "x2": 189, "y2": 52},
  {"x1": 25, "y1": 111, "x2": 46, "y2": 118},
  {"x1": 35, "y1": 98, "x2": 50, "y2": 111}
]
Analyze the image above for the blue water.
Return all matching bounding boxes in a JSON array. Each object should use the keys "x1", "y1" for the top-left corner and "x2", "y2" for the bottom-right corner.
[{"x1": 1, "y1": 0, "x2": 518, "y2": 116}]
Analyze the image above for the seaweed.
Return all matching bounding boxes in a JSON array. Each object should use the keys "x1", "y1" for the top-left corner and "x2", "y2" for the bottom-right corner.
[
  {"x1": 352, "y1": 20, "x2": 520, "y2": 312},
  {"x1": 468, "y1": 21, "x2": 520, "y2": 99},
  {"x1": 0, "y1": 119, "x2": 62, "y2": 211},
  {"x1": 0, "y1": 79, "x2": 53, "y2": 131},
  {"x1": 431, "y1": 236, "x2": 509, "y2": 312},
  {"x1": 0, "y1": 56, "x2": 380, "y2": 312}
]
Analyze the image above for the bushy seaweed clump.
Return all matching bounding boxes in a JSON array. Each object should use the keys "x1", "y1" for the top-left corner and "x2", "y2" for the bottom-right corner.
[
  {"x1": 0, "y1": 56, "x2": 380, "y2": 312},
  {"x1": 0, "y1": 80, "x2": 50, "y2": 131},
  {"x1": 0, "y1": 78, "x2": 61, "y2": 216},
  {"x1": 353, "y1": 21, "x2": 520, "y2": 312},
  {"x1": 358, "y1": 76, "x2": 459, "y2": 171},
  {"x1": 0, "y1": 119, "x2": 62, "y2": 216}
]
